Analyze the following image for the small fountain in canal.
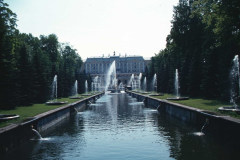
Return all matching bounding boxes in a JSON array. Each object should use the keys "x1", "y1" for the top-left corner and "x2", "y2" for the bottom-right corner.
[
  {"x1": 219, "y1": 55, "x2": 240, "y2": 113},
  {"x1": 129, "y1": 74, "x2": 134, "y2": 86},
  {"x1": 119, "y1": 82, "x2": 124, "y2": 92},
  {"x1": 89, "y1": 60, "x2": 119, "y2": 116},
  {"x1": 31, "y1": 125, "x2": 51, "y2": 141},
  {"x1": 105, "y1": 61, "x2": 118, "y2": 93},
  {"x1": 31, "y1": 128, "x2": 42, "y2": 140},
  {"x1": 126, "y1": 74, "x2": 134, "y2": 90},
  {"x1": 193, "y1": 119, "x2": 209, "y2": 136},
  {"x1": 167, "y1": 69, "x2": 189, "y2": 100},
  {"x1": 46, "y1": 75, "x2": 68, "y2": 105}
]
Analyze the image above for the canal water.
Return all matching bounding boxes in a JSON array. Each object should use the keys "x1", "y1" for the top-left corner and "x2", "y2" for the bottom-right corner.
[{"x1": 3, "y1": 93, "x2": 239, "y2": 160}]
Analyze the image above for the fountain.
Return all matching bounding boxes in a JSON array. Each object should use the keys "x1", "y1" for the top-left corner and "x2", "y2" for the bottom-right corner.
[
  {"x1": 138, "y1": 73, "x2": 142, "y2": 90},
  {"x1": 46, "y1": 75, "x2": 68, "y2": 105},
  {"x1": 131, "y1": 81, "x2": 134, "y2": 90},
  {"x1": 74, "y1": 80, "x2": 78, "y2": 96},
  {"x1": 143, "y1": 77, "x2": 147, "y2": 91},
  {"x1": 175, "y1": 69, "x2": 179, "y2": 97},
  {"x1": 126, "y1": 74, "x2": 134, "y2": 90},
  {"x1": 167, "y1": 69, "x2": 189, "y2": 100},
  {"x1": 85, "y1": 80, "x2": 88, "y2": 93},
  {"x1": 105, "y1": 61, "x2": 118, "y2": 93},
  {"x1": 92, "y1": 76, "x2": 99, "y2": 92},
  {"x1": 82, "y1": 80, "x2": 92, "y2": 96},
  {"x1": 152, "y1": 73, "x2": 157, "y2": 92},
  {"x1": 119, "y1": 82, "x2": 124, "y2": 90},
  {"x1": 91, "y1": 82, "x2": 93, "y2": 92},
  {"x1": 139, "y1": 77, "x2": 149, "y2": 94},
  {"x1": 193, "y1": 119, "x2": 209, "y2": 136},
  {"x1": 31, "y1": 125, "x2": 50, "y2": 141},
  {"x1": 98, "y1": 77, "x2": 103, "y2": 92},
  {"x1": 118, "y1": 82, "x2": 125, "y2": 93},
  {"x1": 129, "y1": 74, "x2": 134, "y2": 86},
  {"x1": 133, "y1": 80, "x2": 137, "y2": 91},
  {"x1": 32, "y1": 128, "x2": 42, "y2": 140},
  {"x1": 90, "y1": 76, "x2": 101, "y2": 93},
  {"x1": 219, "y1": 55, "x2": 240, "y2": 113},
  {"x1": 149, "y1": 73, "x2": 163, "y2": 96},
  {"x1": 70, "y1": 80, "x2": 82, "y2": 99},
  {"x1": 52, "y1": 75, "x2": 58, "y2": 100}
]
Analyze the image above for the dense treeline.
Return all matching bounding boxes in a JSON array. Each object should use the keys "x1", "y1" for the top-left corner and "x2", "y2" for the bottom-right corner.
[
  {"x1": 0, "y1": 0, "x2": 83, "y2": 109},
  {"x1": 151, "y1": 0, "x2": 240, "y2": 101}
]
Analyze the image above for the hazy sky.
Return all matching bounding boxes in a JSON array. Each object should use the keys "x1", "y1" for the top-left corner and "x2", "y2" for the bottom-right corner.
[{"x1": 5, "y1": 0, "x2": 178, "y2": 60}]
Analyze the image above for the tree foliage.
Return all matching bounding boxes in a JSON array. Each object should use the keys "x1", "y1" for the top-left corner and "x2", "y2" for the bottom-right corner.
[
  {"x1": 152, "y1": 0, "x2": 240, "y2": 100},
  {"x1": 0, "y1": 0, "x2": 85, "y2": 109}
]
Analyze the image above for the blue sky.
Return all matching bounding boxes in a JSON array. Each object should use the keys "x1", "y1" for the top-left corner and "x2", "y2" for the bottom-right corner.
[{"x1": 5, "y1": 0, "x2": 178, "y2": 60}]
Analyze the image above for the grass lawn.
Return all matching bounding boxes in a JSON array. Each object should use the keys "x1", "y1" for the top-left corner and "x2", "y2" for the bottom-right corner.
[
  {"x1": 172, "y1": 98, "x2": 240, "y2": 119},
  {"x1": 0, "y1": 93, "x2": 97, "y2": 128},
  {"x1": 133, "y1": 90, "x2": 240, "y2": 119}
]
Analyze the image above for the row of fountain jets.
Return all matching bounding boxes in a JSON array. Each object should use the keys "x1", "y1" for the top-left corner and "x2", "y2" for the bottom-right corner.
[
  {"x1": 50, "y1": 61, "x2": 158, "y2": 100},
  {"x1": 50, "y1": 55, "x2": 240, "y2": 109}
]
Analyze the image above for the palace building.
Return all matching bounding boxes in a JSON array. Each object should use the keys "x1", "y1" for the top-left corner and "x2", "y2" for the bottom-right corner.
[{"x1": 84, "y1": 52, "x2": 148, "y2": 85}]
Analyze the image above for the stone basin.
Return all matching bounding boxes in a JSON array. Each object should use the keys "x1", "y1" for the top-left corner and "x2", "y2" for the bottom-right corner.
[
  {"x1": 69, "y1": 96, "x2": 82, "y2": 99},
  {"x1": 140, "y1": 92, "x2": 150, "y2": 94},
  {"x1": 46, "y1": 101, "x2": 68, "y2": 105},
  {"x1": 149, "y1": 93, "x2": 164, "y2": 96},
  {"x1": 0, "y1": 114, "x2": 20, "y2": 122},
  {"x1": 82, "y1": 94, "x2": 92, "y2": 96},
  {"x1": 218, "y1": 106, "x2": 240, "y2": 114},
  {"x1": 167, "y1": 97, "x2": 189, "y2": 101}
]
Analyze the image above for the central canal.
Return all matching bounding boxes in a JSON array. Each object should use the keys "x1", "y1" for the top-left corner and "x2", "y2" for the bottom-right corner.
[{"x1": 3, "y1": 93, "x2": 239, "y2": 160}]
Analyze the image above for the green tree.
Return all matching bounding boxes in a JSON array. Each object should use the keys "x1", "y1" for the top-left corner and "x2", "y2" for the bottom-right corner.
[
  {"x1": 0, "y1": 0, "x2": 18, "y2": 109},
  {"x1": 16, "y1": 44, "x2": 33, "y2": 105},
  {"x1": 0, "y1": 0, "x2": 86, "y2": 108},
  {"x1": 58, "y1": 45, "x2": 82, "y2": 97},
  {"x1": 32, "y1": 49, "x2": 51, "y2": 102},
  {"x1": 40, "y1": 34, "x2": 60, "y2": 77}
]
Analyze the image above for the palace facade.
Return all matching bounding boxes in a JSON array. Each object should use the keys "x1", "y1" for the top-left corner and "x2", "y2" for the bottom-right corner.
[{"x1": 84, "y1": 53, "x2": 147, "y2": 85}]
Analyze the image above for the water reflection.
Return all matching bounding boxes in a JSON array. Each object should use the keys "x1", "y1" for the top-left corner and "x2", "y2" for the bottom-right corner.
[{"x1": 155, "y1": 113, "x2": 239, "y2": 160}]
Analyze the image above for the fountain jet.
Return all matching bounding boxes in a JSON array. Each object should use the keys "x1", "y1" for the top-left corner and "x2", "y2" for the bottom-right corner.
[
  {"x1": 51, "y1": 75, "x2": 58, "y2": 101},
  {"x1": 143, "y1": 77, "x2": 147, "y2": 92},
  {"x1": 105, "y1": 61, "x2": 117, "y2": 93},
  {"x1": 85, "y1": 80, "x2": 88, "y2": 93},
  {"x1": 167, "y1": 69, "x2": 189, "y2": 101},
  {"x1": 152, "y1": 73, "x2": 157, "y2": 92},
  {"x1": 138, "y1": 73, "x2": 142, "y2": 90},
  {"x1": 219, "y1": 55, "x2": 240, "y2": 113},
  {"x1": 175, "y1": 69, "x2": 180, "y2": 98},
  {"x1": 46, "y1": 75, "x2": 68, "y2": 104}
]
